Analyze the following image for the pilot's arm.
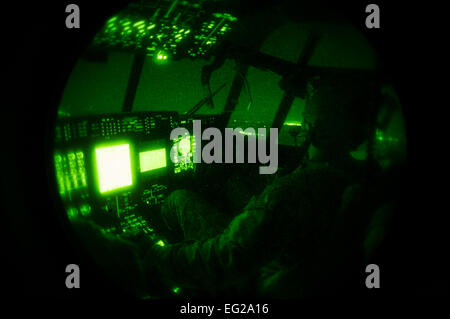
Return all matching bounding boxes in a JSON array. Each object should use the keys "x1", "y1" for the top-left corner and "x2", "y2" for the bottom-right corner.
[
  {"x1": 141, "y1": 171, "x2": 310, "y2": 292},
  {"x1": 144, "y1": 197, "x2": 268, "y2": 291}
]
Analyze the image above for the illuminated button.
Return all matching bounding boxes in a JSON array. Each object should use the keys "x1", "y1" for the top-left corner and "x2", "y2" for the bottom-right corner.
[
  {"x1": 67, "y1": 207, "x2": 78, "y2": 220},
  {"x1": 156, "y1": 240, "x2": 165, "y2": 247},
  {"x1": 79, "y1": 204, "x2": 91, "y2": 216}
]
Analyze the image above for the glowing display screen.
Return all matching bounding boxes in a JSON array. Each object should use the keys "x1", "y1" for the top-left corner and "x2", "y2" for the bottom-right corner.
[
  {"x1": 139, "y1": 148, "x2": 167, "y2": 172},
  {"x1": 95, "y1": 143, "x2": 133, "y2": 193}
]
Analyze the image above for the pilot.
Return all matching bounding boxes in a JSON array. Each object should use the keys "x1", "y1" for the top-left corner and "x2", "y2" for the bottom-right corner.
[
  {"x1": 139, "y1": 72, "x2": 383, "y2": 297},
  {"x1": 73, "y1": 72, "x2": 384, "y2": 298}
]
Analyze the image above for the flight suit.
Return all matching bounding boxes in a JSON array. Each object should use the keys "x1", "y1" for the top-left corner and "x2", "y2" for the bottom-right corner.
[{"x1": 144, "y1": 160, "x2": 366, "y2": 297}]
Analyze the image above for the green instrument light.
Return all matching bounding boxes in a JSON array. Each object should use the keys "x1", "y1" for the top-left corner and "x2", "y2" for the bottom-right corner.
[
  {"x1": 95, "y1": 143, "x2": 133, "y2": 194},
  {"x1": 67, "y1": 207, "x2": 79, "y2": 220},
  {"x1": 375, "y1": 129, "x2": 399, "y2": 143},
  {"x1": 172, "y1": 287, "x2": 180, "y2": 294},
  {"x1": 284, "y1": 121, "x2": 302, "y2": 127},
  {"x1": 107, "y1": 16, "x2": 118, "y2": 23},
  {"x1": 133, "y1": 20, "x2": 145, "y2": 27},
  {"x1": 94, "y1": 11, "x2": 236, "y2": 58},
  {"x1": 156, "y1": 240, "x2": 165, "y2": 247},
  {"x1": 212, "y1": 12, "x2": 238, "y2": 21},
  {"x1": 155, "y1": 51, "x2": 168, "y2": 62},
  {"x1": 80, "y1": 204, "x2": 91, "y2": 216},
  {"x1": 139, "y1": 148, "x2": 167, "y2": 172}
]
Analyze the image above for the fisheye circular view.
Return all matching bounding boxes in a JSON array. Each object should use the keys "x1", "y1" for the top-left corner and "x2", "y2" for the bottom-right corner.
[{"x1": 52, "y1": 0, "x2": 407, "y2": 298}]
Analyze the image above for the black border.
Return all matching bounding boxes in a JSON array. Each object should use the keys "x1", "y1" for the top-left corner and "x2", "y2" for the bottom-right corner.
[{"x1": 3, "y1": 0, "x2": 444, "y2": 304}]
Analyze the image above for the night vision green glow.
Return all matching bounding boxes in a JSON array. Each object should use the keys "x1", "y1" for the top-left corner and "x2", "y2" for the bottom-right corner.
[
  {"x1": 237, "y1": 129, "x2": 259, "y2": 137},
  {"x1": 172, "y1": 287, "x2": 180, "y2": 294},
  {"x1": 95, "y1": 144, "x2": 133, "y2": 193},
  {"x1": 156, "y1": 51, "x2": 168, "y2": 61},
  {"x1": 173, "y1": 134, "x2": 195, "y2": 174},
  {"x1": 213, "y1": 12, "x2": 238, "y2": 21},
  {"x1": 284, "y1": 121, "x2": 302, "y2": 127},
  {"x1": 156, "y1": 240, "x2": 165, "y2": 247},
  {"x1": 67, "y1": 207, "x2": 78, "y2": 220},
  {"x1": 80, "y1": 204, "x2": 92, "y2": 216},
  {"x1": 174, "y1": 135, "x2": 193, "y2": 161},
  {"x1": 93, "y1": 11, "x2": 237, "y2": 59},
  {"x1": 178, "y1": 136, "x2": 191, "y2": 157},
  {"x1": 375, "y1": 129, "x2": 399, "y2": 143},
  {"x1": 139, "y1": 148, "x2": 167, "y2": 172},
  {"x1": 54, "y1": 151, "x2": 87, "y2": 197}
]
